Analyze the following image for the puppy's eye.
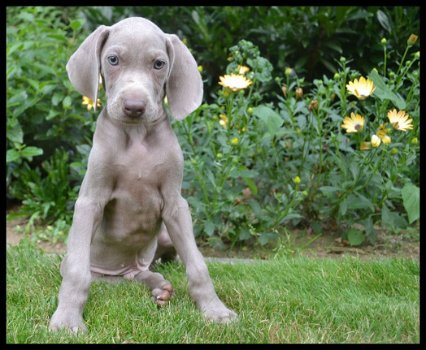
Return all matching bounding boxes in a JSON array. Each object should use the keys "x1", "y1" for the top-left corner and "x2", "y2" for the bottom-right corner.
[
  {"x1": 107, "y1": 55, "x2": 119, "y2": 66},
  {"x1": 153, "y1": 59, "x2": 166, "y2": 70}
]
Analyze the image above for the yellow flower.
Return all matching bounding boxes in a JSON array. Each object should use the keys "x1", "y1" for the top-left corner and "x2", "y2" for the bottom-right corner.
[
  {"x1": 387, "y1": 109, "x2": 413, "y2": 131},
  {"x1": 237, "y1": 65, "x2": 250, "y2": 74},
  {"x1": 371, "y1": 134, "x2": 381, "y2": 148},
  {"x1": 360, "y1": 142, "x2": 371, "y2": 151},
  {"x1": 346, "y1": 76, "x2": 375, "y2": 100},
  {"x1": 219, "y1": 114, "x2": 228, "y2": 128},
  {"x1": 341, "y1": 113, "x2": 365, "y2": 133},
  {"x1": 230, "y1": 137, "x2": 239, "y2": 145},
  {"x1": 219, "y1": 73, "x2": 252, "y2": 91},
  {"x1": 82, "y1": 96, "x2": 101, "y2": 111}
]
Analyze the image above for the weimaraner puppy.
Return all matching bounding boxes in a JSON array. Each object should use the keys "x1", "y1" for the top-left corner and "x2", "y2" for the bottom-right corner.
[{"x1": 49, "y1": 17, "x2": 237, "y2": 333}]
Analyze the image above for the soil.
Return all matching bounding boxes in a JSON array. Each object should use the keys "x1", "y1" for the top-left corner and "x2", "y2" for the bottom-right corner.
[{"x1": 6, "y1": 215, "x2": 419, "y2": 261}]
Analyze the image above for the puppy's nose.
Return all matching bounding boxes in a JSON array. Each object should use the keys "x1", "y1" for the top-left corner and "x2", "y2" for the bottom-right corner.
[{"x1": 123, "y1": 99, "x2": 146, "y2": 119}]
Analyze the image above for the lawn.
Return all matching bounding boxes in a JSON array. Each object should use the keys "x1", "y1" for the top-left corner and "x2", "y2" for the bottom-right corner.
[{"x1": 6, "y1": 238, "x2": 419, "y2": 344}]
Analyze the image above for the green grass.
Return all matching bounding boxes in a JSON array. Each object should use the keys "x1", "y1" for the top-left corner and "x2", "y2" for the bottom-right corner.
[{"x1": 7, "y1": 239, "x2": 419, "y2": 344}]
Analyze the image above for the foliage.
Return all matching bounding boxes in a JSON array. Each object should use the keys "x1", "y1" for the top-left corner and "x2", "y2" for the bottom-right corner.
[
  {"x1": 80, "y1": 6, "x2": 420, "y2": 100},
  {"x1": 6, "y1": 6, "x2": 420, "y2": 248},
  {"x1": 175, "y1": 35, "x2": 419, "y2": 247},
  {"x1": 7, "y1": 7, "x2": 95, "y2": 226}
]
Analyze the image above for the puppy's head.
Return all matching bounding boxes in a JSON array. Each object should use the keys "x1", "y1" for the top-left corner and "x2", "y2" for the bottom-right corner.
[{"x1": 66, "y1": 17, "x2": 203, "y2": 123}]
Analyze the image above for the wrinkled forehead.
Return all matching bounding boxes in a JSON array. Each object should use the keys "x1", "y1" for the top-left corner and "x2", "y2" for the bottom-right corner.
[{"x1": 105, "y1": 18, "x2": 167, "y2": 52}]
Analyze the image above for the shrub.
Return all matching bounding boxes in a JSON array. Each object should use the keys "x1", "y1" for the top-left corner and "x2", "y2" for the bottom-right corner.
[
  {"x1": 6, "y1": 6, "x2": 419, "y2": 247},
  {"x1": 7, "y1": 6, "x2": 95, "y2": 224},
  {"x1": 174, "y1": 36, "x2": 419, "y2": 247}
]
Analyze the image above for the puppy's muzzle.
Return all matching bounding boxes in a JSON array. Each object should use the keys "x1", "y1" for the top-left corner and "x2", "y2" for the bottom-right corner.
[{"x1": 123, "y1": 98, "x2": 146, "y2": 119}]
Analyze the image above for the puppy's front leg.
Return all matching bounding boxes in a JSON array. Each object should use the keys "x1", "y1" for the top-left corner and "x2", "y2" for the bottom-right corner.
[
  {"x1": 49, "y1": 167, "x2": 112, "y2": 333},
  {"x1": 162, "y1": 195, "x2": 237, "y2": 323}
]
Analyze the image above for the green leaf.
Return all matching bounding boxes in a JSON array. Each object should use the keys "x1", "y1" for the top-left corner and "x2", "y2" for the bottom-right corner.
[
  {"x1": 401, "y1": 183, "x2": 420, "y2": 224},
  {"x1": 51, "y1": 93, "x2": 63, "y2": 106},
  {"x1": 7, "y1": 122, "x2": 23, "y2": 144},
  {"x1": 346, "y1": 228, "x2": 365, "y2": 246},
  {"x1": 376, "y1": 10, "x2": 392, "y2": 33},
  {"x1": 253, "y1": 105, "x2": 283, "y2": 136},
  {"x1": 243, "y1": 177, "x2": 258, "y2": 196},
  {"x1": 70, "y1": 19, "x2": 84, "y2": 31},
  {"x1": 6, "y1": 149, "x2": 21, "y2": 163},
  {"x1": 62, "y1": 96, "x2": 72, "y2": 109},
  {"x1": 381, "y1": 204, "x2": 408, "y2": 230},
  {"x1": 362, "y1": 216, "x2": 377, "y2": 244},
  {"x1": 319, "y1": 186, "x2": 339, "y2": 198},
  {"x1": 7, "y1": 146, "x2": 43, "y2": 163},
  {"x1": 368, "y1": 69, "x2": 406, "y2": 109},
  {"x1": 204, "y1": 220, "x2": 215, "y2": 237},
  {"x1": 345, "y1": 193, "x2": 374, "y2": 212},
  {"x1": 20, "y1": 146, "x2": 43, "y2": 159},
  {"x1": 258, "y1": 232, "x2": 278, "y2": 246}
]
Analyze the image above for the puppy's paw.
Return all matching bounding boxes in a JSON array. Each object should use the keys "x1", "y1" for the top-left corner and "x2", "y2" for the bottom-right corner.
[
  {"x1": 201, "y1": 302, "x2": 238, "y2": 323},
  {"x1": 49, "y1": 309, "x2": 87, "y2": 333},
  {"x1": 152, "y1": 283, "x2": 174, "y2": 307}
]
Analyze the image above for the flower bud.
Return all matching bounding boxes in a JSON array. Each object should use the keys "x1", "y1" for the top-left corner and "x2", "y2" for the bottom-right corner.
[
  {"x1": 407, "y1": 34, "x2": 418, "y2": 46},
  {"x1": 360, "y1": 142, "x2": 371, "y2": 151},
  {"x1": 339, "y1": 56, "x2": 346, "y2": 64},
  {"x1": 281, "y1": 84, "x2": 287, "y2": 97},
  {"x1": 411, "y1": 137, "x2": 418, "y2": 145},
  {"x1": 334, "y1": 72, "x2": 340, "y2": 80},
  {"x1": 371, "y1": 134, "x2": 381, "y2": 148},
  {"x1": 285, "y1": 67, "x2": 293, "y2": 77},
  {"x1": 197, "y1": 65, "x2": 203, "y2": 73},
  {"x1": 382, "y1": 135, "x2": 391, "y2": 144},
  {"x1": 295, "y1": 87, "x2": 304, "y2": 99},
  {"x1": 391, "y1": 148, "x2": 398, "y2": 155},
  {"x1": 293, "y1": 176, "x2": 301, "y2": 184},
  {"x1": 247, "y1": 107, "x2": 253, "y2": 115},
  {"x1": 308, "y1": 99, "x2": 318, "y2": 111},
  {"x1": 231, "y1": 137, "x2": 239, "y2": 145},
  {"x1": 380, "y1": 37, "x2": 387, "y2": 45}
]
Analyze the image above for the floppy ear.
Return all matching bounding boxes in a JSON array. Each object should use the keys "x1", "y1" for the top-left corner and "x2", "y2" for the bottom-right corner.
[
  {"x1": 165, "y1": 34, "x2": 203, "y2": 120},
  {"x1": 66, "y1": 25, "x2": 110, "y2": 110}
]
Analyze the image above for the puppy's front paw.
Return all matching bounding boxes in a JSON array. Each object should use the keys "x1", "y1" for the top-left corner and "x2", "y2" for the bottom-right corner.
[
  {"x1": 202, "y1": 302, "x2": 238, "y2": 323},
  {"x1": 49, "y1": 308, "x2": 87, "y2": 333}
]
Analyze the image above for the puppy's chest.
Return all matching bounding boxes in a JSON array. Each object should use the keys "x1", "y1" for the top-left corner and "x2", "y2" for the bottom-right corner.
[{"x1": 113, "y1": 142, "x2": 167, "y2": 194}]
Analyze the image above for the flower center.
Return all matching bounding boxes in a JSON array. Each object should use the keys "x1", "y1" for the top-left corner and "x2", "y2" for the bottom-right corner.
[{"x1": 354, "y1": 123, "x2": 362, "y2": 131}]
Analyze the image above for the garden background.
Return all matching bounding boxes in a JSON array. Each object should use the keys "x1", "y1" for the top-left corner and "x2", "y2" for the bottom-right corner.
[
  {"x1": 6, "y1": 5, "x2": 420, "y2": 344},
  {"x1": 7, "y1": 6, "x2": 420, "y2": 252}
]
